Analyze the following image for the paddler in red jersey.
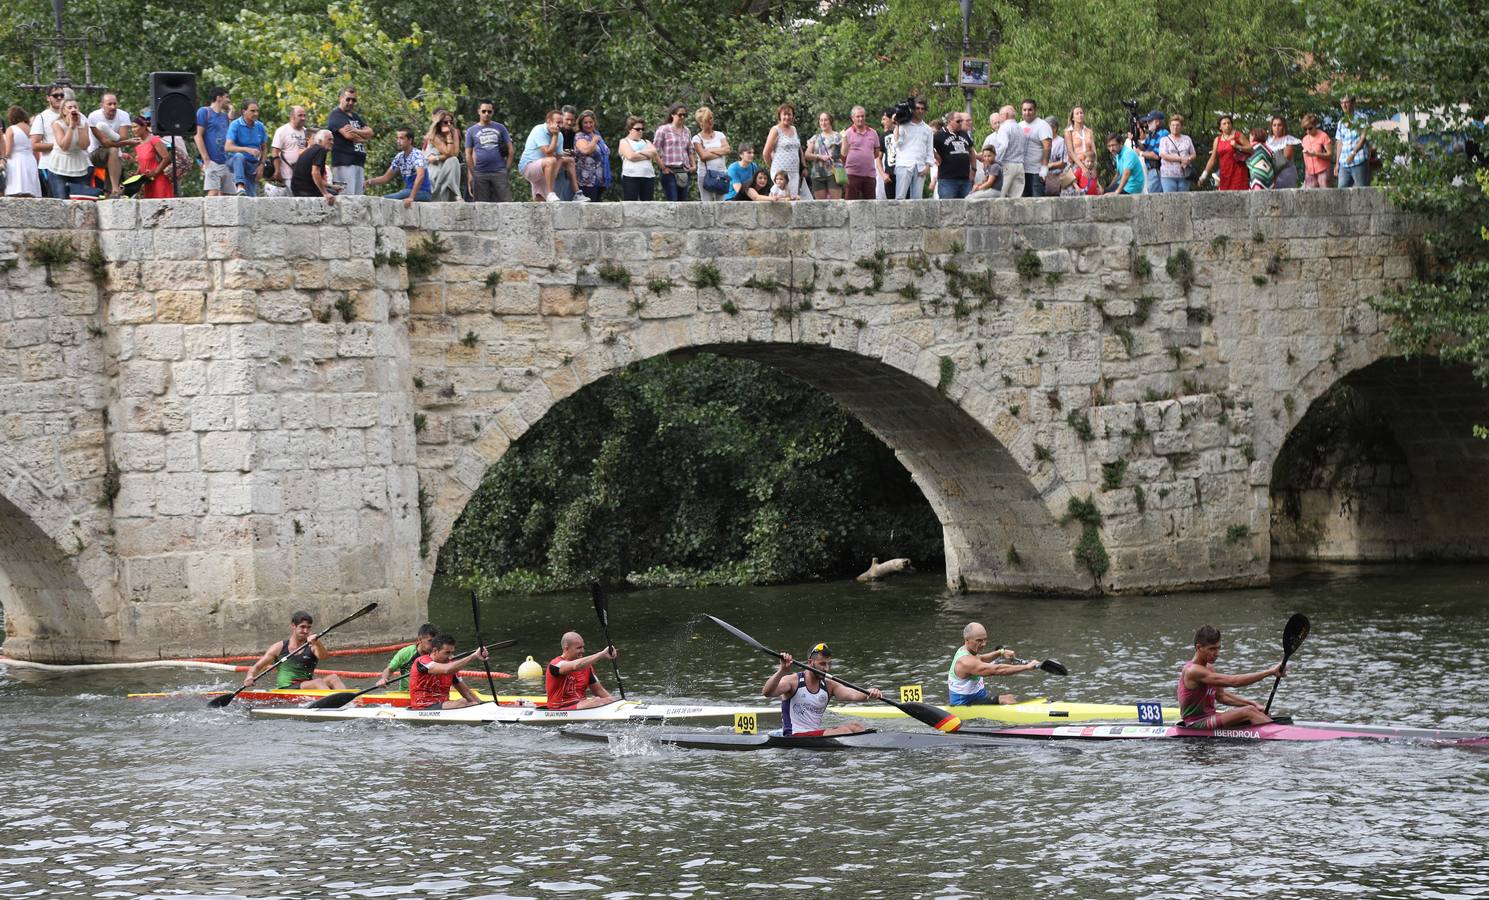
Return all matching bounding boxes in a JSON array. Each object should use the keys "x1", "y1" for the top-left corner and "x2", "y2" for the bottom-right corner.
[
  {"x1": 242, "y1": 610, "x2": 350, "y2": 691},
  {"x1": 545, "y1": 631, "x2": 618, "y2": 709},
  {"x1": 1178, "y1": 624, "x2": 1284, "y2": 729},
  {"x1": 408, "y1": 634, "x2": 490, "y2": 710}
]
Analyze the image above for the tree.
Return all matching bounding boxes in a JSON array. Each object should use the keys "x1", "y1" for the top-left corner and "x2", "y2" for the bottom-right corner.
[{"x1": 1310, "y1": 0, "x2": 1489, "y2": 435}]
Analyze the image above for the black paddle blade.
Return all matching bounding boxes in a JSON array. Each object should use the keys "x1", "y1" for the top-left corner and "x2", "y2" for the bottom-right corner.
[
  {"x1": 704, "y1": 614, "x2": 778, "y2": 659},
  {"x1": 207, "y1": 689, "x2": 241, "y2": 708},
  {"x1": 1040, "y1": 658, "x2": 1070, "y2": 676},
  {"x1": 307, "y1": 691, "x2": 358, "y2": 709},
  {"x1": 590, "y1": 582, "x2": 608, "y2": 628},
  {"x1": 1282, "y1": 614, "x2": 1310, "y2": 660},
  {"x1": 899, "y1": 701, "x2": 963, "y2": 733}
]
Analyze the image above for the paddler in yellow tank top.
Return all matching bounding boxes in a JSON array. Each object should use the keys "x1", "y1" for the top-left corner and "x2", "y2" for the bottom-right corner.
[
  {"x1": 242, "y1": 610, "x2": 350, "y2": 691},
  {"x1": 948, "y1": 622, "x2": 1043, "y2": 705}
]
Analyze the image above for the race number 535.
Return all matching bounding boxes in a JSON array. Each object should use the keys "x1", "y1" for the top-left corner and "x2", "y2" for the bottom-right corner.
[{"x1": 899, "y1": 685, "x2": 923, "y2": 703}]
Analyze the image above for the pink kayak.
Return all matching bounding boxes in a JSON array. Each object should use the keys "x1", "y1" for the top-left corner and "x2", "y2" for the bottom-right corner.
[{"x1": 976, "y1": 720, "x2": 1489, "y2": 746}]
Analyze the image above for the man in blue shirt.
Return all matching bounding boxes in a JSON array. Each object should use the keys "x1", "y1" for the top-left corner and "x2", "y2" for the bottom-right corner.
[
  {"x1": 1334, "y1": 94, "x2": 1371, "y2": 188},
  {"x1": 193, "y1": 86, "x2": 233, "y2": 197},
  {"x1": 1137, "y1": 110, "x2": 1168, "y2": 193},
  {"x1": 224, "y1": 99, "x2": 268, "y2": 197},
  {"x1": 1106, "y1": 132, "x2": 1145, "y2": 195},
  {"x1": 464, "y1": 100, "x2": 513, "y2": 202}
]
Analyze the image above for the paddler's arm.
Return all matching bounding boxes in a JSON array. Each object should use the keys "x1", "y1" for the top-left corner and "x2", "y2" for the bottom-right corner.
[
  {"x1": 1216, "y1": 688, "x2": 1263, "y2": 710},
  {"x1": 826, "y1": 681, "x2": 882, "y2": 702},
  {"x1": 956, "y1": 654, "x2": 1040, "y2": 679},
  {"x1": 453, "y1": 676, "x2": 479, "y2": 703},
  {"x1": 1191, "y1": 664, "x2": 1282, "y2": 690},
  {"x1": 977, "y1": 647, "x2": 1017, "y2": 663},
  {"x1": 763, "y1": 653, "x2": 796, "y2": 697},
  {"x1": 551, "y1": 646, "x2": 615, "y2": 675},
  {"x1": 242, "y1": 642, "x2": 284, "y2": 686},
  {"x1": 587, "y1": 672, "x2": 613, "y2": 701},
  {"x1": 420, "y1": 646, "x2": 489, "y2": 676}
]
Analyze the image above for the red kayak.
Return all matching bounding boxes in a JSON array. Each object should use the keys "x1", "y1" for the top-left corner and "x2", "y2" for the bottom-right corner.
[{"x1": 976, "y1": 720, "x2": 1489, "y2": 747}]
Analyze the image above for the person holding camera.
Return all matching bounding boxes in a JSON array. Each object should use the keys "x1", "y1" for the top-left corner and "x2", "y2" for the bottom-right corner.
[
  {"x1": 892, "y1": 97, "x2": 934, "y2": 199},
  {"x1": 1136, "y1": 110, "x2": 1168, "y2": 193}
]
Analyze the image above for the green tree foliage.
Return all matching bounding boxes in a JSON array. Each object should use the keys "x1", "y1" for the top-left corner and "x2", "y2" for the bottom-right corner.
[
  {"x1": 440, "y1": 355, "x2": 943, "y2": 594},
  {"x1": 1310, "y1": 0, "x2": 1489, "y2": 434}
]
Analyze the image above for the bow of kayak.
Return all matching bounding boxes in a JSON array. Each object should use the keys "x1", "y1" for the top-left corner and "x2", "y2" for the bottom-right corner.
[
  {"x1": 974, "y1": 721, "x2": 1489, "y2": 746},
  {"x1": 562, "y1": 727, "x2": 1044, "y2": 752}
]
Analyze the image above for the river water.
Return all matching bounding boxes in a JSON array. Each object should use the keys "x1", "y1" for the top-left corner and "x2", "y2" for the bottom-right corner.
[{"x1": 2, "y1": 563, "x2": 1487, "y2": 898}]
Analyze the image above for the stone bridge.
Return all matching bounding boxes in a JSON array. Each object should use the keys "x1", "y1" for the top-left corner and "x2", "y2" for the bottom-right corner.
[{"x1": 1, "y1": 189, "x2": 1484, "y2": 661}]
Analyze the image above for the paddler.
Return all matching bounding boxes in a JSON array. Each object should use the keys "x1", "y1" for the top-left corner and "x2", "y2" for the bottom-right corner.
[
  {"x1": 948, "y1": 622, "x2": 1044, "y2": 705},
  {"x1": 242, "y1": 611, "x2": 350, "y2": 691},
  {"x1": 1179, "y1": 624, "x2": 1283, "y2": 728},
  {"x1": 545, "y1": 631, "x2": 618, "y2": 710},
  {"x1": 374, "y1": 623, "x2": 438, "y2": 688},
  {"x1": 408, "y1": 634, "x2": 489, "y2": 710},
  {"x1": 762, "y1": 642, "x2": 882, "y2": 736}
]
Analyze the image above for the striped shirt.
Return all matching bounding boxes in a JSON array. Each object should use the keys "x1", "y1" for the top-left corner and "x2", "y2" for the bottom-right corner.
[
  {"x1": 1334, "y1": 114, "x2": 1369, "y2": 167},
  {"x1": 653, "y1": 123, "x2": 693, "y2": 169}
]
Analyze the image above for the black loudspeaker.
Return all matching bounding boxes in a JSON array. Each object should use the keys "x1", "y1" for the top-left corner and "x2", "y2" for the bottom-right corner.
[{"x1": 150, "y1": 72, "x2": 197, "y2": 138}]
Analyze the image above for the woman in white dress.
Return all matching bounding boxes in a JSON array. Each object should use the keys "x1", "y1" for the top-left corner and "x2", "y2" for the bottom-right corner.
[
  {"x1": 3, "y1": 106, "x2": 42, "y2": 197},
  {"x1": 762, "y1": 103, "x2": 803, "y2": 198},
  {"x1": 1266, "y1": 115, "x2": 1303, "y2": 190}
]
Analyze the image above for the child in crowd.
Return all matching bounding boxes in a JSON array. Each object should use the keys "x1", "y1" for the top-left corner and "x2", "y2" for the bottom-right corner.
[
  {"x1": 968, "y1": 146, "x2": 1001, "y2": 199},
  {"x1": 769, "y1": 170, "x2": 799, "y2": 200},
  {"x1": 1072, "y1": 152, "x2": 1102, "y2": 195}
]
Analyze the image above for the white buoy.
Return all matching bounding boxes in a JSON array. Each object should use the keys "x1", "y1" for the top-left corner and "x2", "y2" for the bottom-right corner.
[{"x1": 517, "y1": 655, "x2": 543, "y2": 681}]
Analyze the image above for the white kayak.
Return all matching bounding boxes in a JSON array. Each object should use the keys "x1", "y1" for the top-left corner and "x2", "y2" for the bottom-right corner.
[{"x1": 248, "y1": 699, "x2": 780, "y2": 727}]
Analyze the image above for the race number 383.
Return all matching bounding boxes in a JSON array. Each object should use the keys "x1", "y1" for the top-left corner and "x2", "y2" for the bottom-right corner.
[
  {"x1": 734, "y1": 713, "x2": 758, "y2": 735},
  {"x1": 1136, "y1": 702, "x2": 1165, "y2": 725}
]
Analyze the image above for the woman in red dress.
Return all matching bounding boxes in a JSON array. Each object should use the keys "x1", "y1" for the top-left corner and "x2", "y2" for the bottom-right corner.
[
  {"x1": 1199, "y1": 114, "x2": 1249, "y2": 191},
  {"x1": 130, "y1": 114, "x2": 174, "y2": 199}
]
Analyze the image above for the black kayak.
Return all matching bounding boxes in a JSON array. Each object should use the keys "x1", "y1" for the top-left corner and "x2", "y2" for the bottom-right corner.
[{"x1": 561, "y1": 727, "x2": 1056, "y2": 752}]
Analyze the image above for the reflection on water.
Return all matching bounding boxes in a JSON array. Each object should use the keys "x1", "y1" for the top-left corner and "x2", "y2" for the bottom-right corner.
[{"x1": 2, "y1": 563, "x2": 1487, "y2": 898}]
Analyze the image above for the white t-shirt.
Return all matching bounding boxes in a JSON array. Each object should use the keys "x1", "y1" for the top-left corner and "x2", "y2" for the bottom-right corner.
[
  {"x1": 621, "y1": 138, "x2": 655, "y2": 178},
  {"x1": 994, "y1": 118, "x2": 1025, "y2": 167},
  {"x1": 691, "y1": 130, "x2": 729, "y2": 171},
  {"x1": 894, "y1": 120, "x2": 934, "y2": 171},
  {"x1": 87, "y1": 108, "x2": 132, "y2": 153},
  {"x1": 272, "y1": 123, "x2": 309, "y2": 182},
  {"x1": 30, "y1": 108, "x2": 62, "y2": 168},
  {"x1": 1020, "y1": 117, "x2": 1053, "y2": 170}
]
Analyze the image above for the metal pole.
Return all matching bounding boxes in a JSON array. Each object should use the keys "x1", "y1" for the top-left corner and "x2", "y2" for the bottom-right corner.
[
  {"x1": 51, "y1": 0, "x2": 67, "y2": 84},
  {"x1": 959, "y1": 0, "x2": 973, "y2": 116}
]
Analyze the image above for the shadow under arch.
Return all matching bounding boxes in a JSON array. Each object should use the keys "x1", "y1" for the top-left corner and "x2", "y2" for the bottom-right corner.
[
  {"x1": 1269, "y1": 356, "x2": 1489, "y2": 561},
  {"x1": 0, "y1": 490, "x2": 104, "y2": 662},
  {"x1": 429, "y1": 338, "x2": 1086, "y2": 594}
]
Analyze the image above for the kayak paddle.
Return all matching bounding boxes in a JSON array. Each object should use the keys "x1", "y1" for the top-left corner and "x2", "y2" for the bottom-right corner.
[
  {"x1": 591, "y1": 582, "x2": 626, "y2": 700},
  {"x1": 469, "y1": 591, "x2": 502, "y2": 706},
  {"x1": 304, "y1": 639, "x2": 517, "y2": 709},
  {"x1": 705, "y1": 614, "x2": 963, "y2": 733},
  {"x1": 1264, "y1": 613, "x2": 1310, "y2": 715},
  {"x1": 995, "y1": 647, "x2": 1070, "y2": 676},
  {"x1": 209, "y1": 602, "x2": 378, "y2": 707}
]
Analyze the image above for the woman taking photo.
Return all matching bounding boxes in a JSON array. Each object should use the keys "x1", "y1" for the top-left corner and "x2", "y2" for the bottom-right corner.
[
  {"x1": 1265, "y1": 115, "x2": 1302, "y2": 189},
  {"x1": 574, "y1": 110, "x2": 611, "y2": 202},
  {"x1": 1198, "y1": 114, "x2": 1248, "y2": 191},
  {"x1": 423, "y1": 109, "x2": 464, "y2": 202},
  {"x1": 691, "y1": 107, "x2": 731, "y2": 202},
  {"x1": 618, "y1": 115, "x2": 659, "y2": 201},
  {"x1": 805, "y1": 111, "x2": 841, "y2": 199},
  {"x1": 762, "y1": 103, "x2": 803, "y2": 198}
]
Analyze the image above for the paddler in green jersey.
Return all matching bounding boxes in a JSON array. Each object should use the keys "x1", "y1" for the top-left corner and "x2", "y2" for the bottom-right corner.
[
  {"x1": 947, "y1": 622, "x2": 1043, "y2": 705},
  {"x1": 375, "y1": 623, "x2": 438, "y2": 688},
  {"x1": 242, "y1": 610, "x2": 350, "y2": 691}
]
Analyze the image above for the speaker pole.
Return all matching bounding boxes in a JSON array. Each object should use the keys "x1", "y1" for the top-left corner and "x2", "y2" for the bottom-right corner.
[{"x1": 169, "y1": 135, "x2": 178, "y2": 197}]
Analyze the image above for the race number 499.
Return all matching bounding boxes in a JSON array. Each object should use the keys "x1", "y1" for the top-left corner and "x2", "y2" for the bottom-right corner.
[
  {"x1": 734, "y1": 713, "x2": 758, "y2": 735},
  {"x1": 899, "y1": 685, "x2": 923, "y2": 703},
  {"x1": 1136, "y1": 702, "x2": 1165, "y2": 725}
]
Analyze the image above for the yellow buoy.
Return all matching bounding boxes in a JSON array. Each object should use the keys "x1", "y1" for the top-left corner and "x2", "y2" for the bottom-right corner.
[{"x1": 517, "y1": 655, "x2": 543, "y2": 681}]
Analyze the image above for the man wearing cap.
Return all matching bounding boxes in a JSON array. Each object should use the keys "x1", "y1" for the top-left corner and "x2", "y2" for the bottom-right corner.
[
  {"x1": 545, "y1": 631, "x2": 618, "y2": 710},
  {"x1": 762, "y1": 642, "x2": 882, "y2": 736},
  {"x1": 947, "y1": 622, "x2": 1044, "y2": 705},
  {"x1": 1137, "y1": 111, "x2": 1169, "y2": 193}
]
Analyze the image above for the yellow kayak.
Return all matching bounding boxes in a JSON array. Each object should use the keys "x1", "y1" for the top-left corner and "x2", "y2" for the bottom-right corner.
[{"x1": 840, "y1": 698, "x2": 1180, "y2": 725}]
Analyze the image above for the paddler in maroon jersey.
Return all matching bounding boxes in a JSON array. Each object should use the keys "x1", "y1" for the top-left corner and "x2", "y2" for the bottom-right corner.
[
  {"x1": 407, "y1": 634, "x2": 489, "y2": 710},
  {"x1": 1178, "y1": 624, "x2": 1283, "y2": 729},
  {"x1": 545, "y1": 631, "x2": 618, "y2": 710}
]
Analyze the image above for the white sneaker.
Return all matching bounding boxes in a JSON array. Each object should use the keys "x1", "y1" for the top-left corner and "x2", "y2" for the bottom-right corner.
[
  {"x1": 546, "y1": 192, "x2": 560, "y2": 202},
  {"x1": 575, "y1": 194, "x2": 592, "y2": 202}
]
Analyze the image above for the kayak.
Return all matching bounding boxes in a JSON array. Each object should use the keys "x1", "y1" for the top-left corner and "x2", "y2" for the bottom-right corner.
[
  {"x1": 129, "y1": 689, "x2": 546, "y2": 707},
  {"x1": 976, "y1": 720, "x2": 1489, "y2": 746},
  {"x1": 249, "y1": 699, "x2": 781, "y2": 727},
  {"x1": 841, "y1": 698, "x2": 1180, "y2": 725},
  {"x1": 561, "y1": 727, "x2": 1037, "y2": 752}
]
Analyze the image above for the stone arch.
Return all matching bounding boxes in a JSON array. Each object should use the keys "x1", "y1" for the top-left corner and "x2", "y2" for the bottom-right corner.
[
  {"x1": 0, "y1": 451, "x2": 111, "y2": 662},
  {"x1": 1267, "y1": 356, "x2": 1489, "y2": 560},
  {"x1": 420, "y1": 314, "x2": 1089, "y2": 594}
]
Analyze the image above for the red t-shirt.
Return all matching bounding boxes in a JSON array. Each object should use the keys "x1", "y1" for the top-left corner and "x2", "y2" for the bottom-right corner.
[
  {"x1": 546, "y1": 655, "x2": 597, "y2": 709},
  {"x1": 409, "y1": 653, "x2": 458, "y2": 710}
]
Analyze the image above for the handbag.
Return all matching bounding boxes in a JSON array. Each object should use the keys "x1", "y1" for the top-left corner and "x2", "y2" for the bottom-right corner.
[
  {"x1": 834, "y1": 164, "x2": 847, "y2": 186},
  {"x1": 702, "y1": 166, "x2": 731, "y2": 195}
]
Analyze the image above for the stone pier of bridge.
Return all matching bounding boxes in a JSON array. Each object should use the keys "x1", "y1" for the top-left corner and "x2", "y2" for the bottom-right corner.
[{"x1": 0, "y1": 188, "x2": 1484, "y2": 662}]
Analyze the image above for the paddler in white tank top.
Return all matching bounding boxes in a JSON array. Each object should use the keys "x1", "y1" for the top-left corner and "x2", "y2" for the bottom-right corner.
[
  {"x1": 762, "y1": 642, "x2": 882, "y2": 736},
  {"x1": 948, "y1": 622, "x2": 1044, "y2": 705}
]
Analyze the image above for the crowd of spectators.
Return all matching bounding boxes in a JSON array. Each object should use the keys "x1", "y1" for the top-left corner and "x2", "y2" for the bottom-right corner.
[{"x1": 0, "y1": 83, "x2": 1434, "y2": 204}]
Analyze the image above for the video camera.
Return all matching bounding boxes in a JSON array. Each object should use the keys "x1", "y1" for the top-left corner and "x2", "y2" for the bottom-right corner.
[
  {"x1": 893, "y1": 97, "x2": 917, "y2": 125},
  {"x1": 1121, "y1": 99, "x2": 1144, "y2": 143}
]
